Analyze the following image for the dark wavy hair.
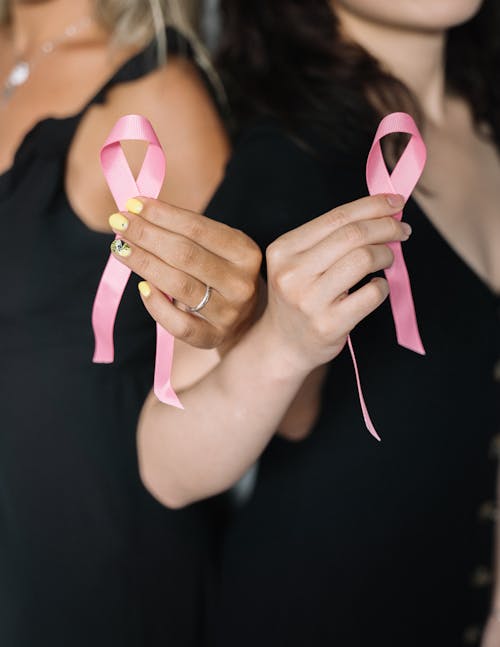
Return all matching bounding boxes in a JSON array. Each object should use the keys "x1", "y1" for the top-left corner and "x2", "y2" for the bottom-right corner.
[{"x1": 217, "y1": 0, "x2": 500, "y2": 152}]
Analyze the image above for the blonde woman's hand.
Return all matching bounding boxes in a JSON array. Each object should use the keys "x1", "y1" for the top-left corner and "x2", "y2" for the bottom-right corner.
[
  {"x1": 108, "y1": 197, "x2": 262, "y2": 349},
  {"x1": 259, "y1": 193, "x2": 411, "y2": 377}
]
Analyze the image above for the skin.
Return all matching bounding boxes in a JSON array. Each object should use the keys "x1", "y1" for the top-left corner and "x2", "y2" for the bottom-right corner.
[
  {"x1": 0, "y1": 0, "x2": 262, "y2": 375},
  {"x1": 136, "y1": 193, "x2": 411, "y2": 507},
  {"x1": 246, "y1": 0, "x2": 500, "y2": 639},
  {"x1": 108, "y1": 199, "x2": 261, "y2": 350},
  {"x1": 336, "y1": 2, "x2": 500, "y2": 644},
  {"x1": 333, "y1": 0, "x2": 500, "y2": 293},
  {"x1": 138, "y1": 0, "x2": 499, "y2": 539}
]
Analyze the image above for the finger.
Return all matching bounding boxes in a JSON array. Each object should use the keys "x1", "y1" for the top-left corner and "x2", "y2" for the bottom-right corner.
[
  {"x1": 125, "y1": 197, "x2": 256, "y2": 266},
  {"x1": 275, "y1": 193, "x2": 405, "y2": 254},
  {"x1": 298, "y1": 214, "x2": 408, "y2": 276},
  {"x1": 137, "y1": 281, "x2": 224, "y2": 349},
  {"x1": 331, "y1": 277, "x2": 390, "y2": 336},
  {"x1": 109, "y1": 210, "x2": 240, "y2": 295},
  {"x1": 309, "y1": 244, "x2": 394, "y2": 308},
  {"x1": 110, "y1": 238, "x2": 235, "y2": 326}
]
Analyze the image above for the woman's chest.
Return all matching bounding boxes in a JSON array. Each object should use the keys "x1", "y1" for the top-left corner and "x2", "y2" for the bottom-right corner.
[{"x1": 416, "y1": 119, "x2": 500, "y2": 294}]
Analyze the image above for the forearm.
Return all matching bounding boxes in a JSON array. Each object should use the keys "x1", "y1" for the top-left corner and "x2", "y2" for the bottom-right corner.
[
  {"x1": 138, "y1": 316, "x2": 309, "y2": 508},
  {"x1": 277, "y1": 364, "x2": 328, "y2": 440}
]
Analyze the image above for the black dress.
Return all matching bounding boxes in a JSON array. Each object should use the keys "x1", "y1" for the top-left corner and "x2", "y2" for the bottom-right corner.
[
  {"x1": 205, "y1": 121, "x2": 500, "y2": 646},
  {"x1": 0, "y1": 32, "x2": 219, "y2": 647}
]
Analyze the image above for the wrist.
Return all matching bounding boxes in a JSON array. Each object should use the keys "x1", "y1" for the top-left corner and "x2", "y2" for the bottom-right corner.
[{"x1": 248, "y1": 311, "x2": 314, "y2": 384}]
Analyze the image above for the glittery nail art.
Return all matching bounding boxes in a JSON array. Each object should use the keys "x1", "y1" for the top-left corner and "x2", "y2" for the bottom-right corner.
[{"x1": 110, "y1": 239, "x2": 131, "y2": 258}]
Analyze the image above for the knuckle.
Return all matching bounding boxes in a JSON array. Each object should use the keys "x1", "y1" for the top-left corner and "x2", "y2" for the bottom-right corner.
[
  {"x1": 141, "y1": 200, "x2": 163, "y2": 225},
  {"x1": 174, "y1": 240, "x2": 198, "y2": 267},
  {"x1": 328, "y1": 208, "x2": 349, "y2": 229},
  {"x1": 368, "y1": 278, "x2": 389, "y2": 303},
  {"x1": 382, "y1": 216, "x2": 401, "y2": 240},
  {"x1": 183, "y1": 218, "x2": 205, "y2": 242},
  {"x1": 342, "y1": 222, "x2": 365, "y2": 245},
  {"x1": 383, "y1": 244, "x2": 395, "y2": 267},
  {"x1": 242, "y1": 237, "x2": 263, "y2": 270},
  {"x1": 233, "y1": 276, "x2": 256, "y2": 305},
  {"x1": 266, "y1": 240, "x2": 285, "y2": 269},
  {"x1": 273, "y1": 267, "x2": 296, "y2": 297},
  {"x1": 375, "y1": 193, "x2": 391, "y2": 212},
  {"x1": 177, "y1": 276, "x2": 196, "y2": 301},
  {"x1": 353, "y1": 245, "x2": 375, "y2": 270},
  {"x1": 133, "y1": 220, "x2": 148, "y2": 246},
  {"x1": 136, "y1": 252, "x2": 151, "y2": 277}
]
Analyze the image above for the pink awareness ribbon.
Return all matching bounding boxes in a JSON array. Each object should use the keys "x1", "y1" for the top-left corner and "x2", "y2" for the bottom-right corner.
[
  {"x1": 349, "y1": 112, "x2": 427, "y2": 440},
  {"x1": 92, "y1": 114, "x2": 183, "y2": 409}
]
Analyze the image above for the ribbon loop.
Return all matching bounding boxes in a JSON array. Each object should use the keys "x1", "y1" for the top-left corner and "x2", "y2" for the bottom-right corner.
[
  {"x1": 92, "y1": 114, "x2": 182, "y2": 409},
  {"x1": 366, "y1": 111, "x2": 426, "y2": 355},
  {"x1": 349, "y1": 112, "x2": 427, "y2": 440}
]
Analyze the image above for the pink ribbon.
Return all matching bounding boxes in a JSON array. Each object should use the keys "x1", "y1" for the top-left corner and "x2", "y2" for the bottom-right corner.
[
  {"x1": 92, "y1": 114, "x2": 183, "y2": 409},
  {"x1": 349, "y1": 112, "x2": 427, "y2": 440}
]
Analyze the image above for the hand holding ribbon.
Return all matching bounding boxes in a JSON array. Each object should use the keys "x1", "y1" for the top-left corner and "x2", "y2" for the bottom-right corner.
[{"x1": 92, "y1": 114, "x2": 182, "y2": 407}]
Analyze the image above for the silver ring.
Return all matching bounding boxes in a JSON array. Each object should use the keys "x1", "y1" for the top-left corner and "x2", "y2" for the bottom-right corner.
[{"x1": 187, "y1": 284, "x2": 212, "y2": 313}]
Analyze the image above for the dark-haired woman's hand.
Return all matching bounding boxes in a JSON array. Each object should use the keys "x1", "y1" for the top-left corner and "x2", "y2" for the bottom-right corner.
[
  {"x1": 108, "y1": 197, "x2": 262, "y2": 349},
  {"x1": 258, "y1": 193, "x2": 411, "y2": 376}
]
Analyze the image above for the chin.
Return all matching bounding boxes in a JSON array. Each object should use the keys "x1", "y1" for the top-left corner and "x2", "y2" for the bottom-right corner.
[{"x1": 335, "y1": 0, "x2": 484, "y2": 32}]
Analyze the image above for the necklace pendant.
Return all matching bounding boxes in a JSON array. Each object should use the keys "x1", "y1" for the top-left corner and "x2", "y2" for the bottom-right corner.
[{"x1": 6, "y1": 61, "x2": 30, "y2": 89}]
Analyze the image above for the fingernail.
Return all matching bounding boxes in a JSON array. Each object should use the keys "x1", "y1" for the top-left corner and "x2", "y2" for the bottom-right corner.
[
  {"x1": 138, "y1": 281, "x2": 151, "y2": 298},
  {"x1": 401, "y1": 222, "x2": 412, "y2": 237},
  {"x1": 126, "y1": 198, "x2": 143, "y2": 215},
  {"x1": 386, "y1": 194, "x2": 405, "y2": 209},
  {"x1": 109, "y1": 212, "x2": 129, "y2": 232},
  {"x1": 110, "y1": 239, "x2": 131, "y2": 258}
]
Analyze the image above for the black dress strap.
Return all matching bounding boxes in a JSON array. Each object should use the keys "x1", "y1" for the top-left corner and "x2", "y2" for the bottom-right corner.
[{"x1": 2, "y1": 27, "x2": 195, "y2": 187}]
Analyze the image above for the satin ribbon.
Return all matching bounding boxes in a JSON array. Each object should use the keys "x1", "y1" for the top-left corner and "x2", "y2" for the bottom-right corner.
[
  {"x1": 349, "y1": 112, "x2": 427, "y2": 440},
  {"x1": 92, "y1": 114, "x2": 182, "y2": 409}
]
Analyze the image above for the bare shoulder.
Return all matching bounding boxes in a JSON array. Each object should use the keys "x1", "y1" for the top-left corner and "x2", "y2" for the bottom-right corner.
[
  {"x1": 67, "y1": 55, "x2": 230, "y2": 231},
  {"x1": 111, "y1": 56, "x2": 226, "y2": 146}
]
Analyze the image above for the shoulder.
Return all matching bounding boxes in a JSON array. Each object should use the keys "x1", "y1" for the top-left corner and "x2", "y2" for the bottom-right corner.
[
  {"x1": 117, "y1": 57, "x2": 230, "y2": 211},
  {"x1": 114, "y1": 55, "x2": 218, "y2": 126},
  {"x1": 68, "y1": 51, "x2": 229, "y2": 227}
]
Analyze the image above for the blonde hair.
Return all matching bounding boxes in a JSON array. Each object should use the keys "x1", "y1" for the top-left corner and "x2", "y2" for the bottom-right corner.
[
  {"x1": 0, "y1": 1, "x2": 197, "y2": 46},
  {"x1": 0, "y1": 0, "x2": 225, "y2": 105}
]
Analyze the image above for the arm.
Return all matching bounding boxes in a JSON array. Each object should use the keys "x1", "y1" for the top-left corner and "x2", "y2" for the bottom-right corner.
[
  {"x1": 134, "y1": 193, "x2": 410, "y2": 508},
  {"x1": 276, "y1": 365, "x2": 329, "y2": 441}
]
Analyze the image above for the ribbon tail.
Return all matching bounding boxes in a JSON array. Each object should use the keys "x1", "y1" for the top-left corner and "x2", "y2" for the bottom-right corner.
[
  {"x1": 92, "y1": 255, "x2": 132, "y2": 363},
  {"x1": 385, "y1": 242, "x2": 426, "y2": 356},
  {"x1": 347, "y1": 335, "x2": 380, "y2": 441},
  {"x1": 153, "y1": 323, "x2": 183, "y2": 409}
]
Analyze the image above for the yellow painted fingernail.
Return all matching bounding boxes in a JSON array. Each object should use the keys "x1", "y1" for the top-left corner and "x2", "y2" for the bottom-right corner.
[
  {"x1": 110, "y1": 239, "x2": 131, "y2": 258},
  {"x1": 126, "y1": 198, "x2": 144, "y2": 215},
  {"x1": 109, "y1": 212, "x2": 129, "y2": 231},
  {"x1": 138, "y1": 281, "x2": 151, "y2": 298}
]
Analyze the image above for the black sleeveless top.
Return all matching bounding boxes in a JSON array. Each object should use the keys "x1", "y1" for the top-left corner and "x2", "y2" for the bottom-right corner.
[
  {"x1": 205, "y1": 121, "x2": 500, "y2": 647},
  {"x1": 0, "y1": 30, "x2": 219, "y2": 647}
]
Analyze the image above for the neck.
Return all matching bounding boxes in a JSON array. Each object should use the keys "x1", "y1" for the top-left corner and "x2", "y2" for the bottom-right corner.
[
  {"x1": 9, "y1": 0, "x2": 96, "y2": 54},
  {"x1": 335, "y1": 7, "x2": 448, "y2": 124}
]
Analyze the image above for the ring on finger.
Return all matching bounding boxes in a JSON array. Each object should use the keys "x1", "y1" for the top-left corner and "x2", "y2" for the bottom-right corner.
[{"x1": 188, "y1": 284, "x2": 212, "y2": 313}]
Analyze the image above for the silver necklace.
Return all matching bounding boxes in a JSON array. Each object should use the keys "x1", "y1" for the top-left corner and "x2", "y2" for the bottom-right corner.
[{"x1": 2, "y1": 16, "x2": 93, "y2": 105}]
